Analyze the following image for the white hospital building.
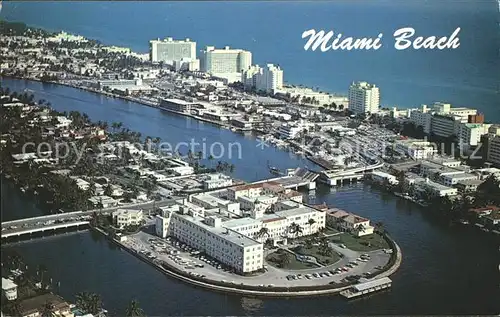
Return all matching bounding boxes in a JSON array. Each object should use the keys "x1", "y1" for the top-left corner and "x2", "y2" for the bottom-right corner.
[{"x1": 155, "y1": 182, "x2": 326, "y2": 274}]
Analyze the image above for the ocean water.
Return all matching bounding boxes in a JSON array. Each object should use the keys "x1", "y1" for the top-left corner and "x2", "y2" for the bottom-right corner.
[{"x1": 1, "y1": 1, "x2": 499, "y2": 120}]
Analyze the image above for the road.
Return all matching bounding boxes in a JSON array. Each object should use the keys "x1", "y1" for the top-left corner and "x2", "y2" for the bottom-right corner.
[{"x1": 1, "y1": 197, "x2": 182, "y2": 230}]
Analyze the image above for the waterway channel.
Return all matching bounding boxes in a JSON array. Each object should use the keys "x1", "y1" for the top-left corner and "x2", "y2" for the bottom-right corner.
[{"x1": 1, "y1": 78, "x2": 499, "y2": 315}]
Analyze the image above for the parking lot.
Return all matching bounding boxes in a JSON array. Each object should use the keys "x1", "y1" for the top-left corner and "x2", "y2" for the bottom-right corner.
[{"x1": 122, "y1": 231, "x2": 391, "y2": 288}]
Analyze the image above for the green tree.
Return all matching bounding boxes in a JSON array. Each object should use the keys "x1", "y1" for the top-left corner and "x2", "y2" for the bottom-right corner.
[{"x1": 126, "y1": 299, "x2": 145, "y2": 317}]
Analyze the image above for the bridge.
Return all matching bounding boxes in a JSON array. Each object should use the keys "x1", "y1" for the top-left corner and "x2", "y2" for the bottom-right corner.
[
  {"x1": 1, "y1": 198, "x2": 179, "y2": 240},
  {"x1": 2, "y1": 221, "x2": 90, "y2": 240},
  {"x1": 318, "y1": 161, "x2": 384, "y2": 186},
  {"x1": 253, "y1": 167, "x2": 319, "y2": 190}
]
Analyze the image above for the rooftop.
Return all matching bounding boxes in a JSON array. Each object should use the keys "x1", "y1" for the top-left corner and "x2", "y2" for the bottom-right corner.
[
  {"x1": 175, "y1": 212, "x2": 261, "y2": 248},
  {"x1": 18, "y1": 293, "x2": 70, "y2": 316},
  {"x1": 353, "y1": 277, "x2": 392, "y2": 292},
  {"x1": 1, "y1": 278, "x2": 17, "y2": 290},
  {"x1": 275, "y1": 206, "x2": 318, "y2": 218}
]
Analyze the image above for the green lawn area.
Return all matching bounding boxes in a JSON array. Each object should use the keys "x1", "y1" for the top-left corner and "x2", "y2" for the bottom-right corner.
[
  {"x1": 265, "y1": 250, "x2": 319, "y2": 270},
  {"x1": 291, "y1": 245, "x2": 341, "y2": 265},
  {"x1": 322, "y1": 227, "x2": 341, "y2": 236},
  {"x1": 328, "y1": 232, "x2": 390, "y2": 252}
]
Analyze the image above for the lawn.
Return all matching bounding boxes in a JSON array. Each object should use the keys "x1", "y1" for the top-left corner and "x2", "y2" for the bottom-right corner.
[
  {"x1": 265, "y1": 250, "x2": 320, "y2": 270},
  {"x1": 291, "y1": 245, "x2": 341, "y2": 266},
  {"x1": 328, "y1": 232, "x2": 390, "y2": 252},
  {"x1": 322, "y1": 226, "x2": 341, "y2": 236}
]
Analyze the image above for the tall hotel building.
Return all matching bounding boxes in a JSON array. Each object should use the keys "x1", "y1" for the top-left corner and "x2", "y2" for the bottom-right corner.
[
  {"x1": 242, "y1": 64, "x2": 284, "y2": 93},
  {"x1": 149, "y1": 37, "x2": 196, "y2": 63},
  {"x1": 201, "y1": 46, "x2": 251, "y2": 83},
  {"x1": 348, "y1": 81, "x2": 380, "y2": 114}
]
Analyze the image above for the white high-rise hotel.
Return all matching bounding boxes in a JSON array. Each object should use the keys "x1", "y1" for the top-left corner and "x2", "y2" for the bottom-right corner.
[
  {"x1": 149, "y1": 37, "x2": 197, "y2": 68},
  {"x1": 348, "y1": 81, "x2": 380, "y2": 114},
  {"x1": 202, "y1": 46, "x2": 252, "y2": 74},
  {"x1": 242, "y1": 64, "x2": 284, "y2": 93}
]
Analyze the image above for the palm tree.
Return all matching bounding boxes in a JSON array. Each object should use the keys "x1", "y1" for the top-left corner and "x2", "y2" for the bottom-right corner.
[
  {"x1": 307, "y1": 218, "x2": 316, "y2": 232},
  {"x1": 126, "y1": 299, "x2": 145, "y2": 317},
  {"x1": 76, "y1": 292, "x2": 102, "y2": 315},
  {"x1": 279, "y1": 252, "x2": 292, "y2": 268},
  {"x1": 319, "y1": 237, "x2": 332, "y2": 256},
  {"x1": 8, "y1": 300, "x2": 22, "y2": 316},
  {"x1": 287, "y1": 222, "x2": 303, "y2": 239},
  {"x1": 353, "y1": 224, "x2": 366, "y2": 236},
  {"x1": 41, "y1": 301, "x2": 55, "y2": 317},
  {"x1": 256, "y1": 227, "x2": 269, "y2": 241}
]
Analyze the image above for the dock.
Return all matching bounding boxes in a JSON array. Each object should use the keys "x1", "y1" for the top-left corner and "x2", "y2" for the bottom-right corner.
[{"x1": 339, "y1": 277, "x2": 392, "y2": 299}]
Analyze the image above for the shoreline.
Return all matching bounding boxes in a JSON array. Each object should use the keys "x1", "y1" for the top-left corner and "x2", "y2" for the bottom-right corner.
[
  {"x1": 2, "y1": 76, "x2": 332, "y2": 170},
  {"x1": 93, "y1": 226, "x2": 402, "y2": 298}
]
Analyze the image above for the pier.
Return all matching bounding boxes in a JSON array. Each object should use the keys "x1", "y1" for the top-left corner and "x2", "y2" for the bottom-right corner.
[{"x1": 340, "y1": 277, "x2": 392, "y2": 299}]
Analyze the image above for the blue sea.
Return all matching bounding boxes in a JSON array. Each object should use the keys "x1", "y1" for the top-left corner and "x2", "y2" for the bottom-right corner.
[{"x1": 1, "y1": 0, "x2": 499, "y2": 120}]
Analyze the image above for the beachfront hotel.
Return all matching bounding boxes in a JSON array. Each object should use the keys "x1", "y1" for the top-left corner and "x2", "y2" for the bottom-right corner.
[
  {"x1": 242, "y1": 64, "x2": 284, "y2": 93},
  {"x1": 348, "y1": 81, "x2": 380, "y2": 114},
  {"x1": 150, "y1": 37, "x2": 197, "y2": 63},
  {"x1": 200, "y1": 46, "x2": 252, "y2": 83},
  {"x1": 155, "y1": 183, "x2": 326, "y2": 274}
]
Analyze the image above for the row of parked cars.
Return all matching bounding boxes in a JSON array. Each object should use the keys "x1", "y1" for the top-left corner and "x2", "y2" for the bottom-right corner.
[{"x1": 286, "y1": 254, "x2": 372, "y2": 281}]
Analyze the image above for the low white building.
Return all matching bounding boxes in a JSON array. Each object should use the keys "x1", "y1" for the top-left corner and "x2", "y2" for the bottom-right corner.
[
  {"x1": 156, "y1": 209, "x2": 264, "y2": 274},
  {"x1": 416, "y1": 178, "x2": 458, "y2": 197},
  {"x1": 370, "y1": 171, "x2": 399, "y2": 185},
  {"x1": 1, "y1": 278, "x2": 17, "y2": 301},
  {"x1": 112, "y1": 209, "x2": 144, "y2": 228},
  {"x1": 88, "y1": 195, "x2": 119, "y2": 208},
  {"x1": 168, "y1": 166, "x2": 194, "y2": 176},
  {"x1": 203, "y1": 173, "x2": 233, "y2": 190},
  {"x1": 395, "y1": 139, "x2": 437, "y2": 160},
  {"x1": 326, "y1": 209, "x2": 374, "y2": 236}
]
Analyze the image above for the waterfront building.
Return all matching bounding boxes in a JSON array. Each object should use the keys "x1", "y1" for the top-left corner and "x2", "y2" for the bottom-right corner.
[
  {"x1": 149, "y1": 37, "x2": 197, "y2": 64},
  {"x1": 278, "y1": 120, "x2": 312, "y2": 140},
  {"x1": 16, "y1": 293, "x2": 74, "y2": 317},
  {"x1": 274, "y1": 86, "x2": 349, "y2": 108},
  {"x1": 370, "y1": 171, "x2": 399, "y2": 185},
  {"x1": 415, "y1": 178, "x2": 458, "y2": 197},
  {"x1": 159, "y1": 98, "x2": 197, "y2": 113},
  {"x1": 112, "y1": 209, "x2": 144, "y2": 228},
  {"x1": 155, "y1": 183, "x2": 326, "y2": 272},
  {"x1": 202, "y1": 173, "x2": 233, "y2": 190},
  {"x1": 394, "y1": 138, "x2": 437, "y2": 160},
  {"x1": 156, "y1": 208, "x2": 264, "y2": 274},
  {"x1": 348, "y1": 81, "x2": 380, "y2": 114},
  {"x1": 242, "y1": 64, "x2": 283, "y2": 93},
  {"x1": 1, "y1": 278, "x2": 17, "y2": 301},
  {"x1": 326, "y1": 209, "x2": 374, "y2": 236},
  {"x1": 455, "y1": 179, "x2": 484, "y2": 193},
  {"x1": 201, "y1": 46, "x2": 252, "y2": 83},
  {"x1": 440, "y1": 172, "x2": 478, "y2": 187}
]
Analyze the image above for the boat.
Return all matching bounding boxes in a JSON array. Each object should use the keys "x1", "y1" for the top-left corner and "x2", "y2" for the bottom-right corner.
[{"x1": 269, "y1": 167, "x2": 281, "y2": 175}]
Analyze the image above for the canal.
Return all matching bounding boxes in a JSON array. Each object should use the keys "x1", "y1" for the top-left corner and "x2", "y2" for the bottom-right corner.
[{"x1": 1, "y1": 78, "x2": 499, "y2": 315}]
